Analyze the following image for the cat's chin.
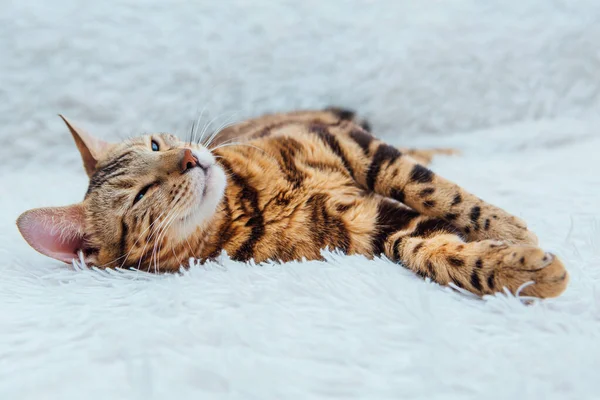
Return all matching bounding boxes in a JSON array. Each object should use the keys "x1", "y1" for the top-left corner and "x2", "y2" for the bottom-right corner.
[{"x1": 173, "y1": 164, "x2": 227, "y2": 241}]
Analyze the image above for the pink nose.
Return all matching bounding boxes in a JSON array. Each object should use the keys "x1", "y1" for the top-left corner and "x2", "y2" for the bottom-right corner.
[{"x1": 181, "y1": 149, "x2": 200, "y2": 173}]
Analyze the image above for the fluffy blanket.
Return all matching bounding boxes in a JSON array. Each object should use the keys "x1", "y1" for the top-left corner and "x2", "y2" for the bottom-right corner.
[{"x1": 1, "y1": 1, "x2": 599, "y2": 399}]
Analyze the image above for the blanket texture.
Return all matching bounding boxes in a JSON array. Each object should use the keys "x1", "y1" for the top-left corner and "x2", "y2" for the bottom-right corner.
[{"x1": 1, "y1": 1, "x2": 599, "y2": 399}]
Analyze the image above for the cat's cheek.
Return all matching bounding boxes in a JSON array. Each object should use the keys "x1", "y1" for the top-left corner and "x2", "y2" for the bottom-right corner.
[{"x1": 94, "y1": 248, "x2": 115, "y2": 269}]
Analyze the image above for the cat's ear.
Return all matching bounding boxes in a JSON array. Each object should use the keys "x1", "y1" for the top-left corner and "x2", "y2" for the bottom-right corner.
[
  {"x1": 58, "y1": 115, "x2": 112, "y2": 177},
  {"x1": 16, "y1": 204, "x2": 91, "y2": 264}
]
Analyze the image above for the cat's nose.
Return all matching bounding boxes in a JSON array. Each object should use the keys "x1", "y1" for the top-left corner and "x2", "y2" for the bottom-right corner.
[{"x1": 181, "y1": 149, "x2": 201, "y2": 173}]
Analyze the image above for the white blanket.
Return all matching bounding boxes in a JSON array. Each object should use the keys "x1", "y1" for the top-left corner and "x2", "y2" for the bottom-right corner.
[{"x1": 1, "y1": 1, "x2": 599, "y2": 399}]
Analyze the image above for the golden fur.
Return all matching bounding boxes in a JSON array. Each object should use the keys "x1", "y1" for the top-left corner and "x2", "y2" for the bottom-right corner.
[{"x1": 17, "y1": 108, "x2": 568, "y2": 298}]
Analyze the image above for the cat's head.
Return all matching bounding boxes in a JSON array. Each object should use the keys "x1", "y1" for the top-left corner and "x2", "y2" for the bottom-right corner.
[{"x1": 16, "y1": 116, "x2": 227, "y2": 270}]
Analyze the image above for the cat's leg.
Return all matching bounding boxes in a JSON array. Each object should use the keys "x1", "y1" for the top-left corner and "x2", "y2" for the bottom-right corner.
[
  {"x1": 374, "y1": 200, "x2": 568, "y2": 298},
  {"x1": 325, "y1": 125, "x2": 537, "y2": 245}
]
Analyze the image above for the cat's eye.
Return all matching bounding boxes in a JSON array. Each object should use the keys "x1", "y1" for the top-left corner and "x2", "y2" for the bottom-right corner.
[
  {"x1": 151, "y1": 140, "x2": 160, "y2": 152},
  {"x1": 133, "y1": 184, "x2": 153, "y2": 205}
]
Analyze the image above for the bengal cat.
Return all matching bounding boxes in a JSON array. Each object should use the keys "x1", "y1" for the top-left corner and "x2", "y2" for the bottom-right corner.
[{"x1": 16, "y1": 108, "x2": 568, "y2": 298}]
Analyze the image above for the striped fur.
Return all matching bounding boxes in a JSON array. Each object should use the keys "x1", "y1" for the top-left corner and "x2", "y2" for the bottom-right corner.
[{"x1": 18, "y1": 108, "x2": 568, "y2": 298}]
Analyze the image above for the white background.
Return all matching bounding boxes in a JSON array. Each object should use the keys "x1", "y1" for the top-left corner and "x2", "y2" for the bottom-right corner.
[{"x1": 1, "y1": 1, "x2": 599, "y2": 399}]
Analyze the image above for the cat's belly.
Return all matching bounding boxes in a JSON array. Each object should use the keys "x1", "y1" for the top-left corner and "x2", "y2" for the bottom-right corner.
[{"x1": 220, "y1": 165, "x2": 381, "y2": 263}]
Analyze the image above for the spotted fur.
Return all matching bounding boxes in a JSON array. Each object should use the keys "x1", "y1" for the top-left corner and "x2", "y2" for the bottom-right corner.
[{"x1": 17, "y1": 108, "x2": 568, "y2": 299}]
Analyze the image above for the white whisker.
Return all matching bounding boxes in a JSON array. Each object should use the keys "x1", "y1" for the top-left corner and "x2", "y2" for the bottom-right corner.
[
  {"x1": 92, "y1": 209, "x2": 170, "y2": 270},
  {"x1": 185, "y1": 237, "x2": 196, "y2": 261},
  {"x1": 139, "y1": 208, "x2": 178, "y2": 272},
  {"x1": 192, "y1": 105, "x2": 207, "y2": 145},
  {"x1": 197, "y1": 112, "x2": 231, "y2": 146},
  {"x1": 152, "y1": 208, "x2": 182, "y2": 273},
  {"x1": 211, "y1": 142, "x2": 272, "y2": 158},
  {"x1": 149, "y1": 190, "x2": 189, "y2": 273},
  {"x1": 203, "y1": 114, "x2": 241, "y2": 148},
  {"x1": 200, "y1": 111, "x2": 240, "y2": 147},
  {"x1": 111, "y1": 210, "x2": 169, "y2": 270},
  {"x1": 204, "y1": 121, "x2": 242, "y2": 149}
]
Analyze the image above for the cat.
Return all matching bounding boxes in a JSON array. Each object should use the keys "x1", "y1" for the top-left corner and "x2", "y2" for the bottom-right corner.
[{"x1": 16, "y1": 107, "x2": 568, "y2": 298}]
